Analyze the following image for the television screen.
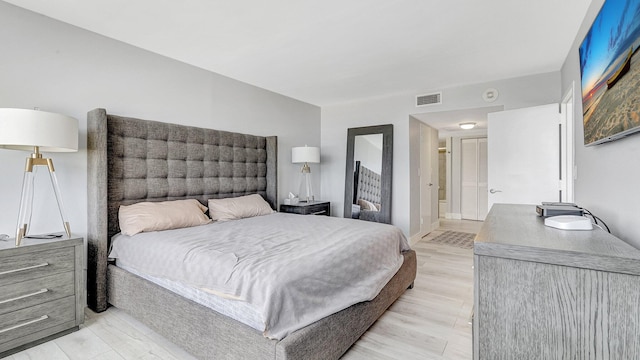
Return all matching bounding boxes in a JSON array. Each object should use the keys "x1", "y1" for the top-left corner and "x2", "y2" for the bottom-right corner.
[{"x1": 579, "y1": 0, "x2": 640, "y2": 146}]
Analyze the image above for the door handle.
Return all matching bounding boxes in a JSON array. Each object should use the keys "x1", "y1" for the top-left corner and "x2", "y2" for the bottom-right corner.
[{"x1": 489, "y1": 189, "x2": 502, "y2": 194}]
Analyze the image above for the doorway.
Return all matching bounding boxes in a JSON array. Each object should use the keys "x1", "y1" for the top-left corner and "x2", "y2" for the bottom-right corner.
[
  {"x1": 412, "y1": 105, "x2": 502, "y2": 223},
  {"x1": 410, "y1": 101, "x2": 575, "y2": 240}
]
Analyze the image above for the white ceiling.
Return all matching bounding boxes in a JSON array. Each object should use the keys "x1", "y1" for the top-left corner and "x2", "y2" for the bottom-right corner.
[
  {"x1": 413, "y1": 105, "x2": 504, "y2": 139},
  {"x1": 414, "y1": 107, "x2": 496, "y2": 132},
  {"x1": 5, "y1": 0, "x2": 592, "y2": 107}
]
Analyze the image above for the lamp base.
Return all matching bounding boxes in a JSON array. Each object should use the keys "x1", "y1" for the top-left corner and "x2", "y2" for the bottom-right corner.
[
  {"x1": 298, "y1": 170, "x2": 314, "y2": 203},
  {"x1": 15, "y1": 150, "x2": 71, "y2": 246}
]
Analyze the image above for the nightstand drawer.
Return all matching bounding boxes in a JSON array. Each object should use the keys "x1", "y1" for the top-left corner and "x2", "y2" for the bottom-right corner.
[
  {"x1": 0, "y1": 247, "x2": 74, "y2": 287},
  {"x1": 0, "y1": 296, "x2": 76, "y2": 348},
  {"x1": 303, "y1": 203, "x2": 330, "y2": 215},
  {"x1": 0, "y1": 237, "x2": 82, "y2": 357},
  {"x1": 280, "y1": 201, "x2": 331, "y2": 216},
  {"x1": 0, "y1": 272, "x2": 75, "y2": 316}
]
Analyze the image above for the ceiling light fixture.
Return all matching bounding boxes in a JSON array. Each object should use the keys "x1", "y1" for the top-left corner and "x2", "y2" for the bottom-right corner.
[{"x1": 459, "y1": 122, "x2": 476, "y2": 130}]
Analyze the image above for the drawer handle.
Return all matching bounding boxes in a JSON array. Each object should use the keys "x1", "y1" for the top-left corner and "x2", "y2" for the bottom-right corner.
[
  {"x1": 0, "y1": 288, "x2": 49, "y2": 305},
  {"x1": 0, "y1": 315, "x2": 49, "y2": 334},
  {"x1": 0, "y1": 262, "x2": 49, "y2": 276},
  {"x1": 311, "y1": 210, "x2": 327, "y2": 215}
]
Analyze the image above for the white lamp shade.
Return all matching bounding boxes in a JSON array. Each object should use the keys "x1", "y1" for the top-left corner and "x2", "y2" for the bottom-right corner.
[
  {"x1": 292, "y1": 146, "x2": 320, "y2": 163},
  {"x1": 0, "y1": 108, "x2": 78, "y2": 152}
]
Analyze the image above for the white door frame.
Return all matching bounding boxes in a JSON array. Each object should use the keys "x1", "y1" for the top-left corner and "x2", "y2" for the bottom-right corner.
[{"x1": 560, "y1": 82, "x2": 575, "y2": 203}]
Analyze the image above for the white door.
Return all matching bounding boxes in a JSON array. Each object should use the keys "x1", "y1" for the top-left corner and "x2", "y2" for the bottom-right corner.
[
  {"x1": 487, "y1": 104, "x2": 560, "y2": 210},
  {"x1": 461, "y1": 138, "x2": 488, "y2": 220},
  {"x1": 461, "y1": 139, "x2": 479, "y2": 220},
  {"x1": 420, "y1": 123, "x2": 439, "y2": 234}
]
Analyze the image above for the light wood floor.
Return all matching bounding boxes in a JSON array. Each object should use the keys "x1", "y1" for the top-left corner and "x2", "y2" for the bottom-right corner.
[
  {"x1": 343, "y1": 219, "x2": 480, "y2": 360},
  {"x1": 6, "y1": 219, "x2": 480, "y2": 360}
]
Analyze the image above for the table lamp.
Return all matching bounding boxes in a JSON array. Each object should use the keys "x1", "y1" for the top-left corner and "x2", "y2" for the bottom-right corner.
[
  {"x1": 0, "y1": 108, "x2": 78, "y2": 246},
  {"x1": 292, "y1": 145, "x2": 320, "y2": 202}
]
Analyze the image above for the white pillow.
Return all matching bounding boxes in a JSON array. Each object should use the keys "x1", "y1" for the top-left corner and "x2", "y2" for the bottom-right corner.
[
  {"x1": 208, "y1": 194, "x2": 274, "y2": 221},
  {"x1": 119, "y1": 199, "x2": 211, "y2": 236},
  {"x1": 357, "y1": 198, "x2": 379, "y2": 212}
]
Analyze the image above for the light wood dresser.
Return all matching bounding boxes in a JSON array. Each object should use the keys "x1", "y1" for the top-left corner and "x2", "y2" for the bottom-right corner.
[
  {"x1": 0, "y1": 236, "x2": 84, "y2": 357},
  {"x1": 474, "y1": 204, "x2": 640, "y2": 359}
]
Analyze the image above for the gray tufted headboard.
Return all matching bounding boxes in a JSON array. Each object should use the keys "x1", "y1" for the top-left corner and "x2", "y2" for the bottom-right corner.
[
  {"x1": 86, "y1": 108, "x2": 277, "y2": 311},
  {"x1": 356, "y1": 164, "x2": 381, "y2": 204}
]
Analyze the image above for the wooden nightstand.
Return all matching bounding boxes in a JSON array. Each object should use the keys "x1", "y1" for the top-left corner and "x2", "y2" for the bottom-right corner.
[
  {"x1": 280, "y1": 201, "x2": 331, "y2": 216},
  {"x1": 0, "y1": 236, "x2": 84, "y2": 357}
]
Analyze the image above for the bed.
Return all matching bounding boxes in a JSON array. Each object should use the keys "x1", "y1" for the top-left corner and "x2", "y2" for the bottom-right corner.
[{"x1": 86, "y1": 108, "x2": 417, "y2": 359}]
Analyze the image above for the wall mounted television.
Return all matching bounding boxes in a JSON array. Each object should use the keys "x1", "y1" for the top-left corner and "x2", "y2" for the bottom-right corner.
[{"x1": 579, "y1": 0, "x2": 640, "y2": 146}]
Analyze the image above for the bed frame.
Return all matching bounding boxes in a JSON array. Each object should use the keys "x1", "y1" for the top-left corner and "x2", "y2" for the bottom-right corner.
[{"x1": 86, "y1": 108, "x2": 417, "y2": 359}]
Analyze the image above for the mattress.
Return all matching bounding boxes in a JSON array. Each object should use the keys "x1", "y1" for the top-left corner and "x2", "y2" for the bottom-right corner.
[
  {"x1": 116, "y1": 263, "x2": 265, "y2": 331},
  {"x1": 109, "y1": 212, "x2": 410, "y2": 339}
]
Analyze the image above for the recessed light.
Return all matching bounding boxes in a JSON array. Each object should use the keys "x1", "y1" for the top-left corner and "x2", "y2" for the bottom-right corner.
[{"x1": 459, "y1": 122, "x2": 476, "y2": 130}]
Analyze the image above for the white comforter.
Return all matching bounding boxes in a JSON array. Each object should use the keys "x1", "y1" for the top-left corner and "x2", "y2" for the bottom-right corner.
[{"x1": 109, "y1": 212, "x2": 410, "y2": 340}]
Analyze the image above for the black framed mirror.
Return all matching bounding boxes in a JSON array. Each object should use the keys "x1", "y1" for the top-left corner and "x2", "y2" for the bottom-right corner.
[{"x1": 343, "y1": 124, "x2": 393, "y2": 224}]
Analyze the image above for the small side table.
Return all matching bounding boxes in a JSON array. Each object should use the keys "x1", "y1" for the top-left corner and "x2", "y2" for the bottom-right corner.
[
  {"x1": 280, "y1": 201, "x2": 331, "y2": 216},
  {"x1": 0, "y1": 236, "x2": 84, "y2": 357}
]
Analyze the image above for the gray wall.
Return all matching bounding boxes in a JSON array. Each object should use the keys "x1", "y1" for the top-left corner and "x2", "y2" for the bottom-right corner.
[
  {"x1": 0, "y1": 2, "x2": 320, "y2": 238},
  {"x1": 561, "y1": 0, "x2": 640, "y2": 247}
]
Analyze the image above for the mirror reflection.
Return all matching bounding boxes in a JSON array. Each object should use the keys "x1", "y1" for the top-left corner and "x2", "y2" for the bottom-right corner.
[
  {"x1": 352, "y1": 134, "x2": 383, "y2": 221},
  {"x1": 344, "y1": 125, "x2": 393, "y2": 224}
]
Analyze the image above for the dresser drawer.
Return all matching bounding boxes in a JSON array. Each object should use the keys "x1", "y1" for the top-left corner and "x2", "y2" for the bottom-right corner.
[
  {"x1": 0, "y1": 272, "x2": 75, "y2": 316},
  {"x1": 0, "y1": 247, "x2": 74, "y2": 287},
  {"x1": 0, "y1": 296, "x2": 76, "y2": 347}
]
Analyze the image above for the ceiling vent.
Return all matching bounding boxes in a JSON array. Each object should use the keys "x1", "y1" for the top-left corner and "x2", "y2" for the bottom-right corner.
[{"x1": 416, "y1": 92, "x2": 442, "y2": 107}]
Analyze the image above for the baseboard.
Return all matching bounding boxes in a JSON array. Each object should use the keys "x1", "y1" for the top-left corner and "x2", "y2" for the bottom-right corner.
[
  {"x1": 410, "y1": 230, "x2": 429, "y2": 246},
  {"x1": 446, "y1": 212, "x2": 462, "y2": 220},
  {"x1": 431, "y1": 219, "x2": 440, "y2": 231}
]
